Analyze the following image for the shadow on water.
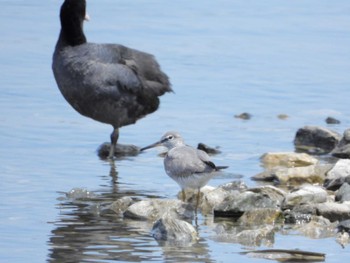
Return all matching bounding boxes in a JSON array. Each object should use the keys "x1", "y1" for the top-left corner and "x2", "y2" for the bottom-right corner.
[{"x1": 47, "y1": 161, "x2": 213, "y2": 262}]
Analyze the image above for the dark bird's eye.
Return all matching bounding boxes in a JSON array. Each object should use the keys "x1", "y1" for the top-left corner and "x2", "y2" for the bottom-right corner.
[{"x1": 167, "y1": 135, "x2": 174, "y2": 140}]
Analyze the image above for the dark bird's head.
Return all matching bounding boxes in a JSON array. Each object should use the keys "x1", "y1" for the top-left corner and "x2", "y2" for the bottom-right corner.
[{"x1": 60, "y1": 0, "x2": 89, "y2": 46}]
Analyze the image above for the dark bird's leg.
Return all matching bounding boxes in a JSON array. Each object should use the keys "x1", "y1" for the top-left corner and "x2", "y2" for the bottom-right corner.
[{"x1": 109, "y1": 128, "x2": 119, "y2": 159}]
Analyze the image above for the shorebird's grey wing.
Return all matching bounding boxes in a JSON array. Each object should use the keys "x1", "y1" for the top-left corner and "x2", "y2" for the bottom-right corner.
[{"x1": 164, "y1": 146, "x2": 214, "y2": 176}]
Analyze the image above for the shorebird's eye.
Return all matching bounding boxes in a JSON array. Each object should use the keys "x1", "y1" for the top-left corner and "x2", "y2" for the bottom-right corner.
[{"x1": 167, "y1": 135, "x2": 174, "y2": 140}]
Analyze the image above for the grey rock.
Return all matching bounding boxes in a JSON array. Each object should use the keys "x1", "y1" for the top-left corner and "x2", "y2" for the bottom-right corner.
[
  {"x1": 201, "y1": 181, "x2": 248, "y2": 214},
  {"x1": 326, "y1": 116, "x2": 341, "y2": 124},
  {"x1": 252, "y1": 163, "x2": 329, "y2": 185},
  {"x1": 151, "y1": 214, "x2": 198, "y2": 243},
  {"x1": 283, "y1": 204, "x2": 315, "y2": 224},
  {"x1": 123, "y1": 199, "x2": 193, "y2": 221},
  {"x1": 297, "y1": 216, "x2": 337, "y2": 239},
  {"x1": 97, "y1": 142, "x2": 140, "y2": 158},
  {"x1": 283, "y1": 185, "x2": 328, "y2": 209},
  {"x1": 336, "y1": 183, "x2": 350, "y2": 202},
  {"x1": 332, "y1": 128, "x2": 350, "y2": 158},
  {"x1": 324, "y1": 159, "x2": 350, "y2": 190},
  {"x1": 214, "y1": 191, "x2": 280, "y2": 219},
  {"x1": 294, "y1": 126, "x2": 341, "y2": 154},
  {"x1": 235, "y1": 225, "x2": 275, "y2": 247},
  {"x1": 109, "y1": 196, "x2": 134, "y2": 214},
  {"x1": 337, "y1": 219, "x2": 350, "y2": 233},
  {"x1": 234, "y1": 112, "x2": 252, "y2": 120},
  {"x1": 315, "y1": 201, "x2": 350, "y2": 222}
]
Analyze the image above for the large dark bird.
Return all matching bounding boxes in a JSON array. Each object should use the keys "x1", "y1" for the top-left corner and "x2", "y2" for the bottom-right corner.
[{"x1": 52, "y1": 0, "x2": 172, "y2": 158}]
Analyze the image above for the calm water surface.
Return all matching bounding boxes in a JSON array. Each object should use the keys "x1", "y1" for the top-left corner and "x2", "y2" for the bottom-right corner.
[{"x1": 1, "y1": 0, "x2": 350, "y2": 262}]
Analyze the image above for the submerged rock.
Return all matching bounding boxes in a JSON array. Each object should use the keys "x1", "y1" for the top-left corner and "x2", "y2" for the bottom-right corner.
[
  {"x1": 123, "y1": 199, "x2": 193, "y2": 221},
  {"x1": 97, "y1": 142, "x2": 140, "y2": 159},
  {"x1": 294, "y1": 126, "x2": 341, "y2": 154},
  {"x1": 332, "y1": 128, "x2": 350, "y2": 158},
  {"x1": 324, "y1": 159, "x2": 350, "y2": 190},
  {"x1": 325, "y1": 116, "x2": 341, "y2": 124},
  {"x1": 109, "y1": 196, "x2": 134, "y2": 214},
  {"x1": 234, "y1": 112, "x2": 252, "y2": 120},
  {"x1": 151, "y1": 213, "x2": 198, "y2": 243}
]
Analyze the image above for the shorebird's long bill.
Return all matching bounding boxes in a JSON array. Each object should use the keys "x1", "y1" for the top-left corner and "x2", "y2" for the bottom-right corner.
[{"x1": 140, "y1": 141, "x2": 162, "y2": 151}]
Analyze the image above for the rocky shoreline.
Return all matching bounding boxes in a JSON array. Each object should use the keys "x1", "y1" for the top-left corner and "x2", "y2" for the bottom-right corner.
[{"x1": 110, "y1": 126, "x2": 350, "y2": 249}]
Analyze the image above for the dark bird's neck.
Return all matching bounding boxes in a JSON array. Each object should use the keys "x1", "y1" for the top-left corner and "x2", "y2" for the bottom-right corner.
[{"x1": 59, "y1": 10, "x2": 87, "y2": 46}]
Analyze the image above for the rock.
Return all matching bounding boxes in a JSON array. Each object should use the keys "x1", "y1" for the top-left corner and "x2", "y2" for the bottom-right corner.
[
  {"x1": 294, "y1": 126, "x2": 341, "y2": 154},
  {"x1": 197, "y1": 143, "x2": 221, "y2": 154},
  {"x1": 201, "y1": 181, "x2": 248, "y2": 214},
  {"x1": 283, "y1": 204, "x2": 315, "y2": 224},
  {"x1": 260, "y1": 152, "x2": 318, "y2": 168},
  {"x1": 332, "y1": 128, "x2": 350, "y2": 158},
  {"x1": 283, "y1": 185, "x2": 328, "y2": 209},
  {"x1": 235, "y1": 225, "x2": 275, "y2": 247},
  {"x1": 234, "y1": 112, "x2": 252, "y2": 120},
  {"x1": 315, "y1": 201, "x2": 350, "y2": 222},
  {"x1": 109, "y1": 196, "x2": 134, "y2": 214},
  {"x1": 97, "y1": 142, "x2": 140, "y2": 159},
  {"x1": 123, "y1": 199, "x2": 193, "y2": 221},
  {"x1": 297, "y1": 216, "x2": 337, "y2": 239},
  {"x1": 214, "y1": 190, "x2": 280, "y2": 219},
  {"x1": 277, "y1": 114, "x2": 289, "y2": 120},
  {"x1": 337, "y1": 219, "x2": 350, "y2": 233},
  {"x1": 249, "y1": 185, "x2": 286, "y2": 207},
  {"x1": 213, "y1": 223, "x2": 275, "y2": 247},
  {"x1": 335, "y1": 183, "x2": 350, "y2": 202},
  {"x1": 151, "y1": 214, "x2": 198, "y2": 243},
  {"x1": 252, "y1": 164, "x2": 328, "y2": 185},
  {"x1": 238, "y1": 208, "x2": 283, "y2": 226},
  {"x1": 326, "y1": 116, "x2": 341, "y2": 124},
  {"x1": 324, "y1": 159, "x2": 350, "y2": 190},
  {"x1": 336, "y1": 232, "x2": 350, "y2": 248},
  {"x1": 242, "y1": 249, "x2": 325, "y2": 261}
]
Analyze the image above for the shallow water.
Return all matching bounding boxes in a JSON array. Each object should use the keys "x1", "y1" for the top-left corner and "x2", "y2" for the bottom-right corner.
[{"x1": 1, "y1": 0, "x2": 350, "y2": 262}]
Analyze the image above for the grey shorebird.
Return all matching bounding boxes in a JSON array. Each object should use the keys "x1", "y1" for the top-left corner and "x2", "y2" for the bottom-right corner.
[
  {"x1": 141, "y1": 131, "x2": 228, "y2": 210},
  {"x1": 52, "y1": 0, "x2": 172, "y2": 159}
]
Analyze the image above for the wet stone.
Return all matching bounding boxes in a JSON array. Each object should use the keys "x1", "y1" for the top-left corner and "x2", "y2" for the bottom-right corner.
[
  {"x1": 214, "y1": 191, "x2": 280, "y2": 219},
  {"x1": 151, "y1": 214, "x2": 198, "y2": 243},
  {"x1": 283, "y1": 185, "x2": 328, "y2": 209},
  {"x1": 237, "y1": 208, "x2": 283, "y2": 226},
  {"x1": 294, "y1": 126, "x2": 341, "y2": 154},
  {"x1": 234, "y1": 112, "x2": 252, "y2": 120},
  {"x1": 332, "y1": 128, "x2": 350, "y2": 158},
  {"x1": 335, "y1": 183, "x2": 350, "y2": 202},
  {"x1": 324, "y1": 159, "x2": 350, "y2": 191},
  {"x1": 109, "y1": 196, "x2": 134, "y2": 214},
  {"x1": 123, "y1": 199, "x2": 193, "y2": 221},
  {"x1": 325, "y1": 116, "x2": 341, "y2": 124},
  {"x1": 97, "y1": 142, "x2": 140, "y2": 159},
  {"x1": 315, "y1": 201, "x2": 350, "y2": 222}
]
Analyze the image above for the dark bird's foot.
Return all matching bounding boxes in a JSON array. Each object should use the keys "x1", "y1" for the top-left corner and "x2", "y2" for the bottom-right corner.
[{"x1": 97, "y1": 142, "x2": 140, "y2": 159}]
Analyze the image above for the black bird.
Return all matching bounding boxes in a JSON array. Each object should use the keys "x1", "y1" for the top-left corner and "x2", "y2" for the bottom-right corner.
[{"x1": 52, "y1": 0, "x2": 172, "y2": 159}]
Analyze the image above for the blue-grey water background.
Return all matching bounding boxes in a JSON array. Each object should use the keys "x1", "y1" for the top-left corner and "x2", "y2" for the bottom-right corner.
[{"x1": 1, "y1": 0, "x2": 350, "y2": 262}]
